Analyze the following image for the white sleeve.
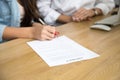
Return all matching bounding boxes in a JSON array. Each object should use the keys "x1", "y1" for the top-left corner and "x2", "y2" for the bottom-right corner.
[
  {"x1": 37, "y1": 0, "x2": 61, "y2": 25},
  {"x1": 95, "y1": 0, "x2": 115, "y2": 15}
]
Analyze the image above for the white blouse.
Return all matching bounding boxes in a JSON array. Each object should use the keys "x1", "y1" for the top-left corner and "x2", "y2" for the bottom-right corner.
[{"x1": 37, "y1": 0, "x2": 115, "y2": 25}]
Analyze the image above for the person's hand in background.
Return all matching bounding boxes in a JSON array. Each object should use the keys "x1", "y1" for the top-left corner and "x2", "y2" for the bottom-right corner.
[{"x1": 72, "y1": 8, "x2": 95, "y2": 22}]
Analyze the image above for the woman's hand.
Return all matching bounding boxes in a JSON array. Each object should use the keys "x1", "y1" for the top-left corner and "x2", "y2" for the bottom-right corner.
[
  {"x1": 2, "y1": 23, "x2": 57, "y2": 41},
  {"x1": 31, "y1": 23, "x2": 56, "y2": 40}
]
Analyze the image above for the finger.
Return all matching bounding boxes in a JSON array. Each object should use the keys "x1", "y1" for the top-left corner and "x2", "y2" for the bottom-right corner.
[
  {"x1": 44, "y1": 35, "x2": 54, "y2": 40},
  {"x1": 75, "y1": 18, "x2": 81, "y2": 22},
  {"x1": 73, "y1": 8, "x2": 85, "y2": 16},
  {"x1": 44, "y1": 25, "x2": 56, "y2": 34},
  {"x1": 54, "y1": 31, "x2": 60, "y2": 37},
  {"x1": 73, "y1": 15, "x2": 86, "y2": 21},
  {"x1": 73, "y1": 8, "x2": 87, "y2": 18},
  {"x1": 43, "y1": 29, "x2": 55, "y2": 38},
  {"x1": 73, "y1": 12, "x2": 87, "y2": 21},
  {"x1": 77, "y1": 11, "x2": 89, "y2": 21},
  {"x1": 72, "y1": 17, "x2": 81, "y2": 22},
  {"x1": 77, "y1": 10, "x2": 88, "y2": 18},
  {"x1": 39, "y1": 35, "x2": 53, "y2": 41}
]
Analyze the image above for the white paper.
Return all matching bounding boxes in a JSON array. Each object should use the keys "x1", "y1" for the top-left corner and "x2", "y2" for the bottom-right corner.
[{"x1": 27, "y1": 36, "x2": 99, "y2": 67}]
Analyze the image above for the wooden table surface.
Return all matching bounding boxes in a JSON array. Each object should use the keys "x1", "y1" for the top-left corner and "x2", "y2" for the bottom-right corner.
[{"x1": 0, "y1": 16, "x2": 120, "y2": 80}]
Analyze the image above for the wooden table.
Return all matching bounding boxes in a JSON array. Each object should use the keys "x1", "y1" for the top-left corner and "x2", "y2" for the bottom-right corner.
[{"x1": 0, "y1": 16, "x2": 120, "y2": 80}]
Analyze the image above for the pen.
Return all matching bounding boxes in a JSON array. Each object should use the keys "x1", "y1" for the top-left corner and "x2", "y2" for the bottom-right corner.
[
  {"x1": 38, "y1": 18, "x2": 59, "y2": 36},
  {"x1": 39, "y1": 18, "x2": 46, "y2": 25}
]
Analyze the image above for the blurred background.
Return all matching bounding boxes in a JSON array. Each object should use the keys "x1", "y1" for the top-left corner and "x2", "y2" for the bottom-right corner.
[{"x1": 114, "y1": 0, "x2": 120, "y2": 7}]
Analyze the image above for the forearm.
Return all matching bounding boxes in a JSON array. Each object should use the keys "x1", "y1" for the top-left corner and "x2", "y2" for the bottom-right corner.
[
  {"x1": 57, "y1": 14, "x2": 72, "y2": 23},
  {"x1": 2, "y1": 22, "x2": 56, "y2": 41},
  {"x1": 3, "y1": 26, "x2": 33, "y2": 40}
]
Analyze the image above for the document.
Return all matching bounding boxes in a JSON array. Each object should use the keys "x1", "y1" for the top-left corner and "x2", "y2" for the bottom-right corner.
[{"x1": 27, "y1": 36, "x2": 99, "y2": 67}]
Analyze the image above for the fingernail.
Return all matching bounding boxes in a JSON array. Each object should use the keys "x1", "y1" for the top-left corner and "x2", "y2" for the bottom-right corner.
[{"x1": 54, "y1": 31, "x2": 60, "y2": 37}]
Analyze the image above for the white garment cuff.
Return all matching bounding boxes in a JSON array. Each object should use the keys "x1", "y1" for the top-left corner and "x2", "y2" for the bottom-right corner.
[
  {"x1": 95, "y1": 4, "x2": 111, "y2": 15},
  {"x1": 44, "y1": 11, "x2": 61, "y2": 25}
]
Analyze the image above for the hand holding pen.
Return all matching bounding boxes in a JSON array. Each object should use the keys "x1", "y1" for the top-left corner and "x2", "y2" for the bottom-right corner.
[{"x1": 38, "y1": 18, "x2": 59, "y2": 39}]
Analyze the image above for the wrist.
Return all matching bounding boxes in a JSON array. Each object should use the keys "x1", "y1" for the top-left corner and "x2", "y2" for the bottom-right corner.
[
  {"x1": 92, "y1": 8, "x2": 99, "y2": 16},
  {"x1": 92, "y1": 8, "x2": 103, "y2": 16},
  {"x1": 57, "y1": 14, "x2": 72, "y2": 23},
  {"x1": 25, "y1": 27, "x2": 34, "y2": 39}
]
